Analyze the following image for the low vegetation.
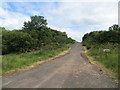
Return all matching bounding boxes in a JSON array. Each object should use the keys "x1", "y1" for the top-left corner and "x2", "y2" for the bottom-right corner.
[
  {"x1": 82, "y1": 24, "x2": 119, "y2": 78},
  {"x1": 2, "y1": 44, "x2": 71, "y2": 74},
  {"x1": 2, "y1": 15, "x2": 75, "y2": 74},
  {"x1": 2, "y1": 16, "x2": 75, "y2": 54}
]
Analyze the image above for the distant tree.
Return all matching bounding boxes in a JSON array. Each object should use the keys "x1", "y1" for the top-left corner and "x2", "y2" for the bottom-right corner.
[
  {"x1": 2, "y1": 15, "x2": 75, "y2": 54},
  {"x1": 23, "y1": 15, "x2": 48, "y2": 31},
  {"x1": 82, "y1": 24, "x2": 120, "y2": 49},
  {"x1": 109, "y1": 24, "x2": 119, "y2": 31}
]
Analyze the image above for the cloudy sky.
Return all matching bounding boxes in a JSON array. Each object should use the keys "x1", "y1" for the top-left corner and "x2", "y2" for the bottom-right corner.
[{"x1": 0, "y1": 0, "x2": 119, "y2": 41}]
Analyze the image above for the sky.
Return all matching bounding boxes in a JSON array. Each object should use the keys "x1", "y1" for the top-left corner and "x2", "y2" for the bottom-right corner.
[{"x1": 0, "y1": 0, "x2": 119, "y2": 41}]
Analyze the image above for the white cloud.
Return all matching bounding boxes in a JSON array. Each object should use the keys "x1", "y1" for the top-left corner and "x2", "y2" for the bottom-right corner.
[
  {"x1": 48, "y1": 25, "x2": 92, "y2": 42},
  {"x1": 46, "y1": 2, "x2": 118, "y2": 41},
  {"x1": 0, "y1": 2, "x2": 118, "y2": 41},
  {"x1": 48, "y1": 2, "x2": 117, "y2": 26},
  {"x1": 0, "y1": 5, "x2": 30, "y2": 30},
  {"x1": 2, "y1": 0, "x2": 119, "y2": 2}
]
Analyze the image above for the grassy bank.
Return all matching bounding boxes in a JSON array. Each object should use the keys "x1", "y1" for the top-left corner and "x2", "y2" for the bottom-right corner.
[
  {"x1": 87, "y1": 43, "x2": 118, "y2": 78},
  {"x1": 2, "y1": 44, "x2": 72, "y2": 75}
]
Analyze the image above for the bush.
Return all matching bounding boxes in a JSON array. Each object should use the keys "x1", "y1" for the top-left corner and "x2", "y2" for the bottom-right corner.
[
  {"x1": 2, "y1": 15, "x2": 75, "y2": 55},
  {"x1": 2, "y1": 30, "x2": 33, "y2": 54}
]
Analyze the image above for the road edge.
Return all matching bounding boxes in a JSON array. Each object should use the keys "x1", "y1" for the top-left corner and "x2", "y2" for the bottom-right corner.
[
  {"x1": 82, "y1": 46, "x2": 118, "y2": 81},
  {"x1": 3, "y1": 47, "x2": 71, "y2": 76}
]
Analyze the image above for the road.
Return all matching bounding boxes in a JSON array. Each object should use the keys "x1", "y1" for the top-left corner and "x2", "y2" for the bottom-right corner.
[{"x1": 2, "y1": 43, "x2": 118, "y2": 88}]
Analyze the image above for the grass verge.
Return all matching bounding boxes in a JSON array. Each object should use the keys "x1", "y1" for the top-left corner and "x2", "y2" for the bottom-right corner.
[
  {"x1": 84, "y1": 43, "x2": 118, "y2": 79},
  {"x1": 2, "y1": 44, "x2": 72, "y2": 75}
]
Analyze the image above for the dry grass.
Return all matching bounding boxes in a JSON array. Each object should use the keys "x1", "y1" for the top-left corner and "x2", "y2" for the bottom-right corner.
[
  {"x1": 83, "y1": 46, "x2": 118, "y2": 80},
  {"x1": 2, "y1": 47, "x2": 71, "y2": 76}
]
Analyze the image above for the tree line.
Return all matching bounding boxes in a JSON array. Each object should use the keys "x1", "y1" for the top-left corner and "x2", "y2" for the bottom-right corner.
[
  {"x1": 2, "y1": 15, "x2": 75, "y2": 55},
  {"x1": 82, "y1": 24, "x2": 120, "y2": 49}
]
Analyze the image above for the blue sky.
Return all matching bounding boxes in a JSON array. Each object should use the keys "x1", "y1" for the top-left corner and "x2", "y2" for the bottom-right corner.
[{"x1": 0, "y1": 0, "x2": 118, "y2": 41}]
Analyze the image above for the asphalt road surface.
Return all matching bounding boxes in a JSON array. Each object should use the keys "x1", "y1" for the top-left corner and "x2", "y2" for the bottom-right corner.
[{"x1": 2, "y1": 43, "x2": 118, "y2": 88}]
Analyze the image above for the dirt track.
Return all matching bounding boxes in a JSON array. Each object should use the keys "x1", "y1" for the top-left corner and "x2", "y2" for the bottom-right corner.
[{"x1": 2, "y1": 43, "x2": 118, "y2": 88}]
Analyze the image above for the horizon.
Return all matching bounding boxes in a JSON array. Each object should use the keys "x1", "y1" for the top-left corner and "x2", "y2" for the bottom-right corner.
[{"x1": 0, "y1": 0, "x2": 118, "y2": 41}]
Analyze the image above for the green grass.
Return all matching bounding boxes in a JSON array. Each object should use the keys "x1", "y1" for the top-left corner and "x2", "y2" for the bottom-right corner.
[
  {"x1": 2, "y1": 44, "x2": 71, "y2": 74},
  {"x1": 88, "y1": 43, "x2": 118, "y2": 77},
  {"x1": 0, "y1": 56, "x2": 2, "y2": 75}
]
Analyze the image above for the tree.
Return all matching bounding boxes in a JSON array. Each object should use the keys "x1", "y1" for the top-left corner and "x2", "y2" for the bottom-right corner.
[
  {"x1": 82, "y1": 24, "x2": 120, "y2": 49},
  {"x1": 23, "y1": 15, "x2": 48, "y2": 31},
  {"x1": 2, "y1": 30, "x2": 33, "y2": 54},
  {"x1": 109, "y1": 24, "x2": 119, "y2": 31},
  {"x1": 2, "y1": 15, "x2": 75, "y2": 54}
]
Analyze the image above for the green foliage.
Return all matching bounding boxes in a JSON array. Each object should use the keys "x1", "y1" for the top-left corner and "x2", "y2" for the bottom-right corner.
[
  {"x1": 2, "y1": 44, "x2": 70, "y2": 74},
  {"x1": 82, "y1": 24, "x2": 120, "y2": 49},
  {"x1": 0, "y1": 27, "x2": 2, "y2": 54},
  {"x1": 2, "y1": 15, "x2": 75, "y2": 73},
  {"x1": 2, "y1": 30, "x2": 33, "y2": 54},
  {"x1": 2, "y1": 15, "x2": 75, "y2": 55},
  {"x1": 88, "y1": 43, "x2": 118, "y2": 77},
  {"x1": 82, "y1": 24, "x2": 119, "y2": 77},
  {"x1": 23, "y1": 15, "x2": 47, "y2": 31}
]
